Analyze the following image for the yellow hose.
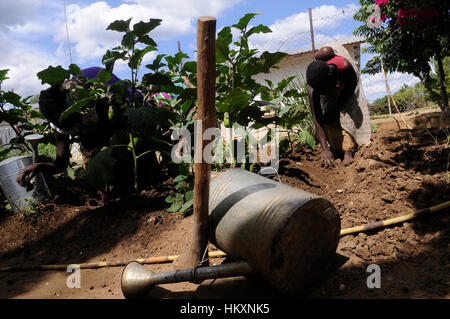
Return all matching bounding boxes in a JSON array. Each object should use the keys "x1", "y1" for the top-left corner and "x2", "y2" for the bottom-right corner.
[
  {"x1": 0, "y1": 250, "x2": 227, "y2": 272},
  {"x1": 339, "y1": 200, "x2": 450, "y2": 236}
]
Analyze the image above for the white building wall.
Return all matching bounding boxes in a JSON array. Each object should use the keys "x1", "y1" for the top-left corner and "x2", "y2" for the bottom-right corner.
[{"x1": 252, "y1": 43, "x2": 361, "y2": 88}]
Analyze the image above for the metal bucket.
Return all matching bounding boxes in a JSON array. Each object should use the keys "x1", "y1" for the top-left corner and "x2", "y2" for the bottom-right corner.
[
  {"x1": 208, "y1": 168, "x2": 341, "y2": 295},
  {"x1": 0, "y1": 156, "x2": 40, "y2": 214}
]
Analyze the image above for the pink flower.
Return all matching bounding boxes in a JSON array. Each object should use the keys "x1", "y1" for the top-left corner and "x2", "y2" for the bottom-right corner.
[
  {"x1": 397, "y1": 6, "x2": 439, "y2": 28},
  {"x1": 418, "y1": 7, "x2": 439, "y2": 22},
  {"x1": 376, "y1": 0, "x2": 390, "y2": 6}
]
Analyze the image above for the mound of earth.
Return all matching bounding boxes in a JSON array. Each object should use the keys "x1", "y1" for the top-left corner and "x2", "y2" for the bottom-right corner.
[{"x1": 0, "y1": 125, "x2": 449, "y2": 299}]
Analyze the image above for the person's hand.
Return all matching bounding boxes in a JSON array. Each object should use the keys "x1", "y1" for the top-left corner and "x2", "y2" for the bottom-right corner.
[
  {"x1": 320, "y1": 149, "x2": 335, "y2": 168},
  {"x1": 16, "y1": 165, "x2": 37, "y2": 187}
]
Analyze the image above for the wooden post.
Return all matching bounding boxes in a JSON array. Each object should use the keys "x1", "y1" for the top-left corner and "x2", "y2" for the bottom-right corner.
[
  {"x1": 184, "y1": 16, "x2": 217, "y2": 269},
  {"x1": 381, "y1": 61, "x2": 412, "y2": 130},
  {"x1": 308, "y1": 8, "x2": 316, "y2": 55},
  {"x1": 177, "y1": 40, "x2": 183, "y2": 72}
]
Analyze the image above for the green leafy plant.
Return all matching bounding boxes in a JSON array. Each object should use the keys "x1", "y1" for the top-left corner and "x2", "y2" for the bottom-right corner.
[
  {"x1": 0, "y1": 69, "x2": 51, "y2": 159},
  {"x1": 214, "y1": 13, "x2": 294, "y2": 168},
  {"x1": 165, "y1": 174, "x2": 194, "y2": 215},
  {"x1": 215, "y1": 12, "x2": 288, "y2": 129},
  {"x1": 259, "y1": 75, "x2": 315, "y2": 155},
  {"x1": 37, "y1": 18, "x2": 180, "y2": 193},
  {"x1": 354, "y1": 0, "x2": 449, "y2": 111}
]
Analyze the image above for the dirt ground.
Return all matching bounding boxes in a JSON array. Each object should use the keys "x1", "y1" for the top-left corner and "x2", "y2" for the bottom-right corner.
[{"x1": 0, "y1": 117, "x2": 449, "y2": 299}]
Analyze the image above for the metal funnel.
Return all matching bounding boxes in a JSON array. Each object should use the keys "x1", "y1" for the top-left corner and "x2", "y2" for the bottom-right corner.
[{"x1": 121, "y1": 261, "x2": 253, "y2": 299}]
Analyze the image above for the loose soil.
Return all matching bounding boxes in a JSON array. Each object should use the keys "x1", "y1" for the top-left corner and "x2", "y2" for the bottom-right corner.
[{"x1": 0, "y1": 120, "x2": 449, "y2": 299}]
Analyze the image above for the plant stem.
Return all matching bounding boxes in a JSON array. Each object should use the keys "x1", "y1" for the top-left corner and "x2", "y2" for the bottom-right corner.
[
  {"x1": 128, "y1": 132, "x2": 138, "y2": 192},
  {"x1": 435, "y1": 45, "x2": 449, "y2": 110},
  {"x1": 0, "y1": 105, "x2": 32, "y2": 152},
  {"x1": 227, "y1": 128, "x2": 235, "y2": 168}
]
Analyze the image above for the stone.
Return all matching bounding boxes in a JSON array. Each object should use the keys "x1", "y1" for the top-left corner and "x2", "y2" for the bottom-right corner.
[{"x1": 381, "y1": 193, "x2": 395, "y2": 203}]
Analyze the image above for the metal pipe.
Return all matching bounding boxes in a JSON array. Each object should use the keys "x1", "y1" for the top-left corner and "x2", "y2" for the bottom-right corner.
[{"x1": 121, "y1": 261, "x2": 253, "y2": 299}]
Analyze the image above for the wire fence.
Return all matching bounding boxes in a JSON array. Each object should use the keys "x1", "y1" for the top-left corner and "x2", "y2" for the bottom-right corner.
[{"x1": 249, "y1": 7, "x2": 436, "y2": 119}]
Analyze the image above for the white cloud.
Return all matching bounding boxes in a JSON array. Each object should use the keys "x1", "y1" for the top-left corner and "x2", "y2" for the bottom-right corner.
[
  {"x1": 1, "y1": 0, "x2": 242, "y2": 98},
  {"x1": 249, "y1": 4, "x2": 359, "y2": 52},
  {"x1": 361, "y1": 72, "x2": 420, "y2": 102},
  {"x1": 0, "y1": 36, "x2": 62, "y2": 97},
  {"x1": 0, "y1": 1, "x2": 72, "y2": 96},
  {"x1": 52, "y1": 0, "x2": 241, "y2": 62},
  {"x1": 8, "y1": 22, "x2": 49, "y2": 34},
  {"x1": 0, "y1": 0, "x2": 42, "y2": 31}
]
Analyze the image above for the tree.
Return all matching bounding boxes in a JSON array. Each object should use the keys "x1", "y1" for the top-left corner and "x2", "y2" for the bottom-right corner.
[{"x1": 354, "y1": 0, "x2": 449, "y2": 110}]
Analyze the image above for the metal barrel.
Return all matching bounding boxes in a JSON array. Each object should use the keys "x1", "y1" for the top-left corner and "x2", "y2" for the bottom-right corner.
[
  {"x1": 208, "y1": 168, "x2": 341, "y2": 295},
  {"x1": 0, "y1": 156, "x2": 38, "y2": 214}
]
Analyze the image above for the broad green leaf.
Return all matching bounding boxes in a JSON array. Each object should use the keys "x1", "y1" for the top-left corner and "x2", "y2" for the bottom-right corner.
[
  {"x1": 66, "y1": 166, "x2": 75, "y2": 180},
  {"x1": 278, "y1": 103, "x2": 292, "y2": 117},
  {"x1": 180, "y1": 198, "x2": 194, "y2": 213},
  {"x1": 129, "y1": 46, "x2": 157, "y2": 69},
  {"x1": 174, "y1": 51, "x2": 189, "y2": 65},
  {"x1": 216, "y1": 88, "x2": 250, "y2": 113},
  {"x1": 102, "y1": 50, "x2": 127, "y2": 73},
  {"x1": 181, "y1": 61, "x2": 197, "y2": 74},
  {"x1": 133, "y1": 19, "x2": 162, "y2": 37},
  {"x1": 98, "y1": 69, "x2": 112, "y2": 83},
  {"x1": 138, "y1": 34, "x2": 157, "y2": 47},
  {"x1": 107, "y1": 18, "x2": 132, "y2": 32},
  {"x1": 59, "y1": 97, "x2": 91, "y2": 121},
  {"x1": 246, "y1": 24, "x2": 271, "y2": 38},
  {"x1": 87, "y1": 147, "x2": 117, "y2": 191},
  {"x1": 276, "y1": 76, "x2": 296, "y2": 92},
  {"x1": 232, "y1": 12, "x2": 261, "y2": 31},
  {"x1": 142, "y1": 72, "x2": 175, "y2": 87},
  {"x1": 121, "y1": 32, "x2": 136, "y2": 49},
  {"x1": 145, "y1": 54, "x2": 167, "y2": 71},
  {"x1": 247, "y1": 51, "x2": 288, "y2": 75},
  {"x1": 173, "y1": 175, "x2": 187, "y2": 183},
  {"x1": 216, "y1": 27, "x2": 232, "y2": 63},
  {"x1": 177, "y1": 88, "x2": 197, "y2": 101},
  {"x1": 298, "y1": 129, "x2": 316, "y2": 150},
  {"x1": 175, "y1": 181, "x2": 189, "y2": 190},
  {"x1": 2, "y1": 91, "x2": 21, "y2": 106},
  {"x1": 165, "y1": 52, "x2": 189, "y2": 72},
  {"x1": 165, "y1": 195, "x2": 174, "y2": 203},
  {"x1": 167, "y1": 203, "x2": 181, "y2": 213},
  {"x1": 185, "y1": 190, "x2": 194, "y2": 202},
  {"x1": 68, "y1": 64, "x2": 82, "y2": 77},
  {"x1": 0, "y1": 69, "x2": 10, "y2": 81},
  {"x1": 29, "y1": 110, "x2": 45, "y2": 120},
  {"x1": 123, "y1": 107, "x2": 158, "y2": 139},
  {"x1": 237, "y1": 103, "x2": 263, "y2": 126},
  {"x1": 284, "y1": 88, "x2": 303, "y2": 98},
  {"x1": 7, "y1": 109, "x2": 23, "y2": 116},
  {"x1": 37, "y1": 66, "x2": 70, "y2": 85}
]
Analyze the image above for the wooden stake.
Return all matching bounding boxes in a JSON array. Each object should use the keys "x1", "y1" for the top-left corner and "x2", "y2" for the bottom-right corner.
[
  {"x1": 184, "y1": 16, "x2": 217, "y2": 269},
  {"x1": 308, "y1": 8, "x2": 316, "y2": 55},
  {"x1": 381, "y1": 61, "x2": 412, "y2": 130}
]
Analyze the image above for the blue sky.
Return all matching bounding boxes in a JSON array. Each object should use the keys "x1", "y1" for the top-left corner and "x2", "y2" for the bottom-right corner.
[{"x1": 0, "y1": 0, "x2": 418, "y2": 101}]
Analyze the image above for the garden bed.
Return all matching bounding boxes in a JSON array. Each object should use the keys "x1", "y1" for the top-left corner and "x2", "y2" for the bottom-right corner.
[{"x1": 0, "y1": 123, "x2": 449, "y2": 299}]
